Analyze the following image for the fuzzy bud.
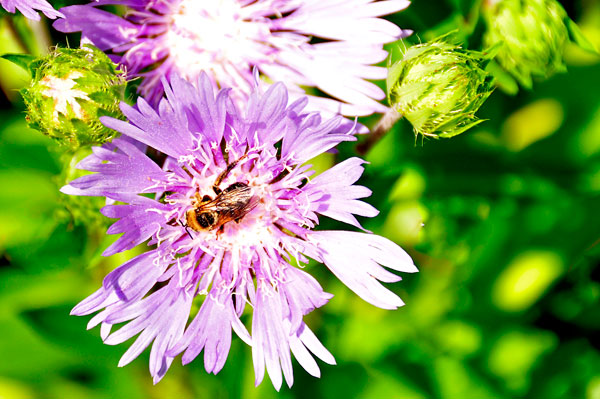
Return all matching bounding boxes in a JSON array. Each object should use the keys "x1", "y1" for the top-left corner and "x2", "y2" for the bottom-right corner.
[
  {"x1": 482, "y1": 0, "x2": 569, "y2": 88},
  {"x1": 19, "y1": 45, "x2": 126, "y2": 150},
  {"x1": 387, "y1": 41, "x2": 494, "y2": 139}
]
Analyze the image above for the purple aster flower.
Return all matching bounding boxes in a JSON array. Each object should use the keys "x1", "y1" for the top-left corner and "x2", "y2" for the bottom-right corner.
[
  {"x1": 1, "y1": 0, "x2": 63, "y2": 20},
  {"x1": 63, "y1": 73, "x2": 417, "y2": 389},
  {"x1": 53, "y1": 0, "x2": 411, "y2": 117}
]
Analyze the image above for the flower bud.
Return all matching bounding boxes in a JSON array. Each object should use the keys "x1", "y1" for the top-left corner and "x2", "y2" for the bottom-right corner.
[
  {"x1": 55, "y1": 148, "x2": 108, "y2": 229},
  {"x1": 387, "y1": 40, "x2": 494, "y2": 139},
  {"x1": 482, "y1": 0, "x2": 568, "y2": 88},
  {"x1": 20, "y1": 45, "x2": 126, "y2": 150}
]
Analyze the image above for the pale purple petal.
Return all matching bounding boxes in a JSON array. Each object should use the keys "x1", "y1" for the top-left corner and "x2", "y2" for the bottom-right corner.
[
  {"x1": 71, "y1": 250, "x2": 166, "y2": 317},
  {"x1": 60, "y1": 138, "x2": 168, "y2": 197},
  {"x1": 104, "y1": 280, "x2": 193, "y2": 383},
  {"x1": 1, "y1": 0, "x2": 63, "y2": 20},
  {"x1": 279, "y1": 0, "x2": 410, "y2": 42},
  {"x1": 281, "y1": 267, "x2": 333, "y2": 334},
  {"x1": 100, "y1": 97, "x2": 197, "y2": 159},
  {"x1": 101, "y1": 198, "x2": 173, "y2": 256},
  {"x1": 169, "y1": 276, "x2": 251, "y2": 374},
  {"x1": 306, "y1": 157, "x2": 378, "y2": 229},
  {"x1": 53, "y1": 5, "x2": 135, "y2": 50},
  {"x1": 288, "y1": 322, "x2": 336, "y2": 378},
  {"x1": 308, "y1": 230, "x2": 417, "y2": 309},
  {"x1": 164, "y1": 74, "x2": 228, "y2": 145},
  {"x1": 252, "y1": 282, "x2": 294, "y2": 391},
  {"x1": 281, "y1": 113, "x2": 356, "y2": 164}
]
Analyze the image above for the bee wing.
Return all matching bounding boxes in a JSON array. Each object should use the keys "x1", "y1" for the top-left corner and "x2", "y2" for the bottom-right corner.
[
  {"x1": 245, "y1": 195, "x2": 260, "y2": 213},
  {"x1": 214, "y1": 186, "x2": 257, "y2": 219},
  {"x1": 193, "y1": 198, "x2": 220, "y2": 213}
]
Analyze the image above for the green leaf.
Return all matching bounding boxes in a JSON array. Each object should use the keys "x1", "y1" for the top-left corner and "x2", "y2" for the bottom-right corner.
[
  {"x1": 0, "y1": 53, "x2": 35, "y2": 75},
  {"x1": 566, "y1": 19, "x2": 599, "y2": 55}
]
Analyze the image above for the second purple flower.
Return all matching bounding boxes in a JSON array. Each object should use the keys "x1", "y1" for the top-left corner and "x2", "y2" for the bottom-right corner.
[{"x1": 54, "y1": 0, "x2": 411, "y2": 117}]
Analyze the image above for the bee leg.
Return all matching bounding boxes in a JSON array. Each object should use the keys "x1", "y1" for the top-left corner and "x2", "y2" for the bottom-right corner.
[
  {"x1": 193, "y1": 188, "x2": 204, "y2": 204},
  {"x1": 214, "y1": 161, "x2": 238, "y2": 191},
  {"x1": 213, "y1": 154, "x2": 249, "y2": 193},
  {"x1": 178, "y1": 220, "x2": 194, "y2": 239},
  {"x1": 166, "y1": 217, "x2": 178, "y2": 227},
  {"x1": 216, "y1": 224, "x2": 225, "y2": 239}
]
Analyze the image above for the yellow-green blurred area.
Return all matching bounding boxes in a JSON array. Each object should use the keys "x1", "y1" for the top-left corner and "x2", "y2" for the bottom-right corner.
[{"x1": 1, "y1": 0, "x2": 600, "y2": 398}]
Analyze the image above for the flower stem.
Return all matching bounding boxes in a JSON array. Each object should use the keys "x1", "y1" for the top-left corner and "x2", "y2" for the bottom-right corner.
[{"x1": 357, "y1": 108, "x2": 402, "y2": 155}]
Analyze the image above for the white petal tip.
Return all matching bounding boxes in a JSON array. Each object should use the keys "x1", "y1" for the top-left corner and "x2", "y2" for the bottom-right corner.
[
  {"x1": 401, "y1": 29, "x2": 414, "y2": 38},
  {"x1": 59, "y1": 185, "x2": 78, "y2": 195},
  {"x1": 152, "y1": 375, "x2": 164, "y2": 385},
  {"x1": 322, "y1": 354, "x2": 336, "y2": 366},
  {"x1": 405, "y1": 262, "x2": 419, "y2": 273},
  {"x1": 70, "y1": 306, "x2": 84, "y2": 316}
]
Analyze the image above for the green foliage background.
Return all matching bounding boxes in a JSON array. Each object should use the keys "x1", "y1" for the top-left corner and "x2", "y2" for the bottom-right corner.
[{"x1": 0, "y1": 0, "x2": 599, "y2": 398}]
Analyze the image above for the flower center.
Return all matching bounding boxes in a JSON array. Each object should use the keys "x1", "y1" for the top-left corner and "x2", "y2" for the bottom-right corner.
[
  {"x1": 165, "y1": 0, "x2": 272, "y2": 80},
  {"x1": 175, "y1": 154, "x2": 287, "y2": 251}
]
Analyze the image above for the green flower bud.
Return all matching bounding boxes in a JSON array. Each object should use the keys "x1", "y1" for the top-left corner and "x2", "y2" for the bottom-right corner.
[
  {"x1": 387, "y1": 40, "x2": 494, "y2": 139},
  {"x1": 20, "y1": 45, "x2": 126, "y2": 150},
  {"x1": 482, "y1": 0, "x2": 569, "y2": 88},
  {"x1": 55, "y1": 148, "x2": 108, "y2": 229}
]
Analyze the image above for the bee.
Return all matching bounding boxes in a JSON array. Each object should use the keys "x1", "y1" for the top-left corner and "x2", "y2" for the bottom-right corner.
[{"x1": 184, "y1": 157, "x2": 258, "y2": 234}]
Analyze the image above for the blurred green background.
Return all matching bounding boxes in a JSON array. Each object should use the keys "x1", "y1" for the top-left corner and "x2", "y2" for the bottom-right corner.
[{"x1": 1, "y1": 0, "x2": 600, "y2": 398}]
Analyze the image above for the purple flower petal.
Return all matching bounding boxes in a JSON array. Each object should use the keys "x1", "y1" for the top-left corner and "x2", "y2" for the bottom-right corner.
[
  {"x1": 53, "y1": 5, "x2": 134, "y2": 50},
  {"x1": 308, "y1": 230, "x2": 417, "y2": 309},
  {"x1": 61, "y1": 138, "x2": 168, "y2": 198},
  {"x1": 289, "y1": 322, "x2": 336, "y2": 378},
  {"x1": 101, "y1": 198, "x2": 173, "y2": 256},
  {"x1": 168, "y1": 275, "x2": 251, "y2": 374},
  {"x1": 306, "y1": 157, "x2": 379, "y2": 229},
  {"x1": 252, "y1": 282, "x2": 294, "y2": 391},
  {"x1": 281, "y1": 267, "x2": 333, "y2": 334},
  {"x1": 105, "y1": 280, "x2": 193, "y2": 383},
  {"x1": 1, "y1": 0, "x2": 63, "y2": 20}
]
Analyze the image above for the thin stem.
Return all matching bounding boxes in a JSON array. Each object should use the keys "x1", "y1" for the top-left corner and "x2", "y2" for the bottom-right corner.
[{"x1": 356, "y1": 108, "x2": 402, "y2": 155}]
